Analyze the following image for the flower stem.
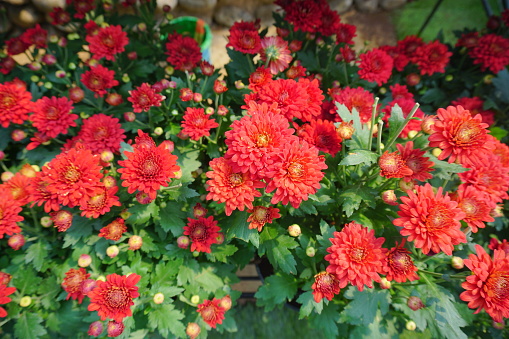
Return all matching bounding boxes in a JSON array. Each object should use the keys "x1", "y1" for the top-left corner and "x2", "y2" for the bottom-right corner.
[{"x1": 367, "y1": 97, "x2": 379, "y2": 151}]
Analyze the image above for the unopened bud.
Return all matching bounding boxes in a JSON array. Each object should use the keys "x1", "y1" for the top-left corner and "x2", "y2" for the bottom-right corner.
[
  {"x1": 379, "y1": 277, "x2": 392, "y2": 289},
  {"x1": 153, "y1": 292, "x2": 165, "y2": 304},
  {"x1": 40, "y1": 216, "x2": 53, "y2": 228},
  {"x1": 97, "y1": 275, "x2": 106, "y2": 282},
  {"x1": 154, "y1": 127, "x2": 164, "y2": 136},
  {"x1": 55, "y1": 70, "x2": 67, "y2": 78},
  {"x1": 399, "y1": 179, "x2": 415, "y2": 192},
  {"x1": 215, "y1": 233, "x2": 224, "y2": 245},
  {"x1": 11, "y1": 129, "x2": 26, "y2": 141},
  {"x1": 431, "y1": 148, "x2": 442, "y2": 158},
  {"x1": 218, "y1": 295, "x2": 232, "y2": 311},
  {"x1": 407, "y1": 130, "x2": 418, "y2": 139},
  {"x1": 492, "y1": 320, "x2": 505, "y2": 330},
  {"x1": 128, "y1": 235, "x2": 143, "y2": 251},
  {"x1": 177, "y1": 236, "x2": 190, "y2": 249},
  {"x1": 19, "y1": 296, "x2": 32, "y2": 307},
  {"x1": 87, "y1": 321, "x2": 103, "y2": 337},
  {"x1": 78, "y1": 254, "x2": 92, "y2": 268},
  {"x1": 406, "y1": 320, "x2": 417, "y2": 331},
  {"x1": 173, "y1": 169, "x2": 182, "y2": 180},
  {"x1": 193, "y1": 92, "x2": 202, "y2": 102},
  {"x1": 407, "y1": 296, "x2": 424, "y2": 311},
  {"x1": 186, "y1": 322, "x2": 201, "y2": 339},
  {"x1": 381, "y1": 190, "x2": 398, "y2": 206},
  {"x1": 306, "y1": 247, "x2": 316, "y2": 257},
  {"x1": 190, "y1": 295, "x2": 200, "y2": 304},
  {"x1": 119, "y1": 209, "x2": 131, "y2": 220},
  {"x1": 1, "y1": 171, "x2": 14, "y2": 182},
  {"x1": 107, "y1": 320, "x2": 125, "y2": 337},
  {"x1": 337, "y1": 122, "x2": 355, "y2": 140},
  {"x1": 81, "y1": 279, "x2": 97, "y2": 295},
  {"x1": 8, "y1": 234, "x2": 25, "y2": 250},
  {"x1": 421, "y1": 115, "x2": 436, "y2": 134},
  {"x1": 451, "y1": 256, "x2": 464, "y2": 269},
  {"x1": 100, "y1": 150, "x2": 114, "y2": 163},
  {"x1": 288, "y1": 224, "x2": 301, "y2": 237},
  {"x1": 106, "y1": 245, "x2": 119, "y2": 258},
  {"x1": 124, "y1": 111, "x2": 136, "y2": 122},
  {"x1": 135, "y1": 192, "x2": 153, "y2": 204}
]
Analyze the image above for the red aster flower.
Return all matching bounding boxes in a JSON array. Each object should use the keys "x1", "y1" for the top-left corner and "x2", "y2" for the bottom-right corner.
[
  {"x1": 460, "y1": 244, "x2": 509, "y2": 322},
  {"x1": 0, "y1": 56, "x2": 16, "y2": 75},
  {"x1": 80, "y1": 185, "x2": 121, "y2": 218},
  {"x1": 260, "y1": 36, "x2": 292, "y2": 75},
  {"x1": 99, "y1": 218, "x2": 127, "y2": 241},
  {"x1": 325, "y1": 221, "x2": 386, "y2": 291},
  {"x1": 469, "y1": 34, "x2": 509, "y2": 74},
  {"x1": 68, "y1": 0, "x2": 96, "y2": 19},
  {"x1": 414, "y1": 40, "x2": 452, "y2": 76},
  {"x1": 378, "y1": 150, "x2": 413, "y2": 179},
  {"x1": 285, "y1": 64, "x2": 307, "y2": 79},
  {"x1": 225, "y1": 101, "x2": 295, "y2": 177},
  {"x1": 297, "y1": 78, "x2": 325, "y2": 122},
  {"x1": 42, "y1": 145, "x2": 104, "y2": 208},
  {"x1": 393, "y1": 183, "x2": 466, "y2": 256},
  {"x1": 489, "y1": 239, "x2": 509, "y2": 256},
  {"x1": 27, "y1": 171, "x2": 61, "y2": 213},
  {"x1": 78, "y1": 114, "x2": 126, "y2": 155},
  {"x1": 86, "y1": 25, "x2": 128, "y2": 61},
  {"x1": 396, "y1": 141, "x2": 434, "y2": 182},
  {"x1": 248, "y1": 66, "x2": 273, "y2": 92},
  {"x1": 183, "y1": 216, "x2": 220, "y2": 253},
  {"x1": 127, "y1": 83, "x2": 165, "y2": 113},
  {"x1": 0, "y1": 171, "x2": 33, "y2": 206},
  {"x1": 205, "y1": 157, "x2": 264, "y2": 216},
  {"x1": 428, "y1": 105, "x2": 495, "y2": 166},
  {"x1": 84, "y1": 20, "x2": 99, "y2": 35},
  {"x1": 49, "y1": 7, "x2": 71, "y2": 25},
  {"x1": 490, "y1": 135, "x2": 509, "y2": 169},
  {"x1": 358, "y1": 49, "x2": 393, "y2": 86},
  {"x1": 62, "y1": 268, "x2": 90, "y2": 304},
  {"x1": 226, "y1": 20, "x2": 261, "y2": 54},
  {"x1": 452, "y1": 185, "x2": 495, "y2": 233},
  {"x1": 277, "y1": 0, "x2": 322, "y2": 33},
  {"x1": 265, "y1": 139, "x2": 327, "y2": 209},
  {"x1": 20, "y1": 24, "x2": 47, "y2": 49},
  {"x1": 390, "y1": 84, "x2": 413, "y2": 100},
  {"x1": 192, "y1": 203, "x2": 208, "y2": 218},
  {"x1": 336, "y1": 23, "x2": 357, "y2": 45},
  {"x1": 0, "y1": 81, "x2": 32, "y2": 128},
  {"x1": 452, "y1": 96, "x2": 495, "y2": 126},
  {"x1": 80, "y1": 64, "x2": 119, "y2": 98},
  {"x1": 0, "y1": 284, "x2": 16, "y2": 318},
  {"x1": 165, "y1": 32, "x2": 202, "y2": 71},
  {"x1": 330, "y1": 86, "x2": 375, "y2": 124},
  {"x1": 117, "y1": 137, "x2": 180, "y2": 200},
  {"x1": 181, "y1": 107, "x2": 219, "y2": 141},
  {"x1": 298, "y1": 119, "x2": 342, "y2": 156},
  {"x1": 197, "y1": 298, "x2": 226, "y2": 329},
  {"x1": 30, "y1": 96, "x2": 77, "y2": 138},
  {"x1": 0, "y1": 187, "x2": 23, "y2": 239},
  {"x1": 88, "y1": 273, "x2": 141, "y2": 322},
  {"x1": 246, "y1": 206, "x2": 281, "y2": 232},
  {"x1": 456, "y1": 31, "x2": 479, "y2": 49},
  {"x1": 312, "y1": 271, "x2": 341, "y2": 303},
  {"x1": 382, "y1": 240, "x2": 419, "y2": 283}
]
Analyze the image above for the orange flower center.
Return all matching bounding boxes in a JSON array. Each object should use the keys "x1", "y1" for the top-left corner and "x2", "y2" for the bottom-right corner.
[
  {"x1": 88, "y1": 192, "x2": 106, "y2": 209},
  {"x1": 487, "y1": 272, "x2": 509, "y2": 301},
  {"x1": 460, "y1": 198, "x2": 478, "y2": 216},
  {"x1": 201, "y1": 305, "x2": 216, "y2": 321},
  {"x1": 0, "y1": 94, "x2": 15, "y2": 109},
  {"x1": 426, "y1": 204, "x2": 452, "y2": 231},
  {"x1": 94, "y1": 126, "x2": 108, "y2": 140},
  {"x1": 64, "y1": 165, "x2": 81, "y2": 183},
  {"x1": 0, "y1": 208, "x2": 4, "y2": 220},
  {"x1": 389, "y1": 249, "x2": 412, "y2": 273},
  {"x1": 101, "y1": 34, "x2": 115, "y2": 48},
  {"x1": 90, "y1": 75, "x2": 103, "y2": 89},
  {"x1": 252, "y1": 206, "x2": 269, "y2": 222},
  {"x1": 46, "y1": 106, "x2": 59, "y2": 120},
  {"x1": 256, "y1": 133, "x2": 270, "y2": 147},
  {"x1": 137, "y1": 94, "x2": 150, "y2": 106},
  {"x1": 287, "y1": 161, "x2": 304, "y2": 178},
  {"x1": 141, "y1": 156, "x2": 160, "y2": 176},
  {"x1": 349, "y1": 246, "x2": 367, "y2": 263},
  {"x1": 106, "y1": 286, "x2": 130, "y2": 309},
  {"x1": 229, "y1": 173, "x2": 243, "y2": 186},
  {"x1": 455, "y1": 121, "x2": 481, "y2": 145}
]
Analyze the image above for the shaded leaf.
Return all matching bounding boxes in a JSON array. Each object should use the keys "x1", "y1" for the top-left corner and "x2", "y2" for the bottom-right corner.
[
  {"x1": 340, "y1": 287, "x2": 391, "y2": 325},
  {"x1": 15, "y1": 313, "x2": 47, "y2": 339},
  {"x1": 297, "y1": 290, "x2": 323, "y2": 319},
  {"x1": 148, "y1": 304, "x2": 186, "y2": 338},
  {"x1": 158, "y1": 201, "x2": 186, "y2": 237},
  {"x1": 225, "y1": 210, "x2": 260, "y2": 248},
  {"x1": 339, "y1": 150, "x2": 378, "y2": 166},
  {"x1": 255, "y1": 273, "x2": 298, "y2": 311},
  {"x1": 259, "y1": 227, "x2": 298, "y2": 275},
  {"x1": 25, "y1": 241, "x2": 49, "y2": 272}
]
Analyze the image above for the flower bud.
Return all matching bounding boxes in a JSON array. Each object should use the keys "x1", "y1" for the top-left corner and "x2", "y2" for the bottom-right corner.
[
  {"x1": 179, "y1": 88, "x2": 193, "y2": 101},
  {"x1": 483, "y1": 74, "x2": 494, "y2": 85},
  {"x1": 217, "y1": 105, "x2": 229, "y2": 116},
  {"x1": 100, "y1": 150, "x2": 114, "y2": 163},
  {"x1": 306, "y1": 247, "x2": 316, "y2": 257},
  {"x1": 153, "y1": 127, "x2": 164, "y2": 136},
  {"x1": 381, "y1": 190, "x2": 398, "y2": 206},
  {"x1": 177, "y1": 235, "x2": 190, "y2": 249},
  {"x1": 135, "y1": 192, "x2": 153, "y2": 204},
  {"x1": 492, "y1": 320, "x2": 505, "y2": 330},
  {"x1": 97, "y1": 275, "x2": 106, "y2": 282},
  {"x1": 288, "y1": 224, "x2": 301, "y2": 237},
  {"x1": 128, "y1": 235, "x2": 143, "y2": 251},
  {"x1": 29, "y1": 62, "x2": 42, "y2": 71},
  {"x1": 399, "y1": 179, "x2": 415, "y2": 192},
  {"x1": 122, "y1": 74, "x2": 130, "y2": 83},
  {"x1": 0, "y1": 272, "x2": 11, "y2": 286},
  {"x1": 81, "y1": 279, "x2": 97, "y2": 295},
  {"x1": 103, "y1": 176, "x2": 116, "y2": 189},
  {"x1": 19, "y1": 296, "x2": 32, "y2": 307},
  {"x1": 88, "y1": 321, "x2": 103, "y2": 337},
  {"x1": 8, "y1": 234, "x2": 25, "y2": 250},
  {"x1": 193, "y1": 92, "x2": 202, "y2": 102},
  {"x1": 445, "y1": 74, "x2": 453, "y2": 82},
  {"x1": 218, "y1": 295, "x2": 232, "y2": 311},
  {"x1": 160, "y1": 140, "x2": 174, "y2": 153},
  {"x1": 405, "y1": 73, "x2": 421, "y2": 86},
  {"x1": 31, "y1": 75, "x2": 40, "y2": 82},
  {"x1": 42, "y1": 54, "x2": 56, "y2": 65},
  {"x1": 106, "y1": 93, "x2": 123, "y2": 106},
  {"x1": 332, "y1": 80, "x2": 340, "y2": 88},
  {"x1": 58, "y1": 37, "x2": 68, "y2": 47},
  {"x1": 213, "y1": 79, "x2": 228, "y2": 94},
  {"x1": 215, "y1": 233, "x2": 224, "y2": 245},
  {"x1": 137, "y1": 22, "x2": 147, "y2": 31},
  {"x1": 192, "y1": 251, "x2": 199, "y2": 257},
  {"x1": 379, "y1": 277, "x2": 392, "y2": 289},
  {"x1": 68, "y1": 62, "x2": 77, "y2": 70},
  {"x1": 406, "y1": 320, "x2": 417, "y2": 331},
  {"x1": 78, "y1": 254, "x2": 92, "y2": 268},
  {"x1": 55, "y1": 70, "x2": 67, "y2": 78},
  {"x1": 107, "y1": 320, "x2": 124, "y2": 337},
  {"x1": 124, "y1": 111, "x2": 136, "y2": 122},
  {"x1": 205, "y1": 107, "x2": 215, "y2": 115},
  {"x1": 106, "y1": 245, "x2": 119, "y2": 258},
  {"x1": 277, "y1": 27, "x2": 289, "y2": 38},
  {"x1": 50, "y1": 210, "x2": 73, "y2": 232},
  {"x1": 1, "y1": 171, "x2": 13, "y2": 182},
  {"x1": 0, "y1": 150, "x2": 4, "y2": 161},
  {"x1": 190, "y1": 295, "x2": 200, "y2": 304},
  {"x1": 192, "y1": 203, "x2": 207, "y2": 218},
  {"x1": 451, "y1": 256, "x2": 464, "y2": 269},
  {"x1": 153, "y1": 292, "x2": 165, "y2": 304},
  {"x1": 165, "y1": 65, "x2": 174, "y2": 75},
  {"x1": 186, "y1": 322, "x2": 201, "y2": 339},
  {"x1": 40, "y1": 216, "x2": 53, "y2": 228},
  {"x1": 69, "y1": 86, "x2": 85, "y2": 103},
  {"x1": 200, "y1": 61, "x2": 214, "y2": 76},
  {"x1": 407, "y1": 130, "x2": 418, "y2": 139},
  {"x1": 11, "y1": 129, "x2": 26, "y2": 141},
  {"x1": 431, "y1": 148, "x2": 442, "y2": 158},
  {"x1": 407, "y1": 296, "x2": 424, "y2": 311},
  {"x1": 289, "y1": 40, "x2": 302, "y2": 52},
  {"x1": 120, "y1": 209, "x2": 131, "y2": 220},
  {"x1": 127, "y1": 51, "x2": 137, "y2": 60},
  {"x1": 337, "y1": 122, "x2": 355, "y2": 140}
]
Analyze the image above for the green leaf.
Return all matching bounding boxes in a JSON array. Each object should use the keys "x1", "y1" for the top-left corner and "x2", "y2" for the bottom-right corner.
[
  {"x1": 15, "y1": 312, "x2": 47, "y2": 339},
  {"x1": 337, "y1": 187, "x2": 377, "y2": 218},
  {"x1": 207, "y1": 244, "x2": 238, "y2": 263},
  {"x1": 335, "y1": 103, "x2": 371, "y2": 150},
  {"x1": 157, "y1": 201, "x2": 186, "y2": 237},
  {"x1": 131, "y1": 59, "x2": 157, "y2": 78},
  {"x1": 427, "y1": 154, "x2": 467, "y2": 180},
  {"x1": 420, "y1": 88, "x2": 446, "y2": 104},
  {"x1": 339, "y1": 287, "x2": 391, "y2": 325},
  {"x1": 387, "y1": 104, "x2": 406, "y2": 143},
  {"x1": 195, "y1": 266, "x2": 225, "y2": 293},
  {"x1": 489, "y1": 126, "x2": 508, "y2": 140},
  {"x1": 255, "y1": 273, "x2": 298, "y2": 311},
  {"x1": 225, "y1": 210, "x2": 260, "y2": 248},
  {"x1": 62, "y1": 216, "x2": 97, "y2": 248},
  {"x1": 259, "y1": 227, "x2": 298, "y2": 275},
  {"x1": 151, "y1": 258, "x2": 183, "y2": 285},
  {"x1": 492, "y1": 68, "x2": 509, "y2": 104},
  {"x1": 433, "y1": 285, "x2": 467, "y2": 339},
  {"x1": 25, "y1": 241, "x2": 49, "y2": 272},
  {"x1": 297, "y1": 290, "x2": 323, "y2": 319},
  {"x1": 317, "y1": 219, "x2": 336, "y2": 249},
  {"x1": 349, "y1": 309, "x2": 399, "y2": 339},
  {"x1": 127, "y1": 200, "x2": 160, "y2": 225},
  {"x1": 177, "y1": 259, "x2": 200, "y2": 286},
  {"x1": 309, "y1": 302, "x2": 340, "y2": 338},
  {"x1": 175, "y1": 148, "x2": 201, "y2": 183},
  {"x1": 339, "y1": 149, "x2": 378, "y2": 166},
  {"x1": 225, "y1": 48, "x2": 253, "y2": 79},
  {"x1": 11, "y1": 267, "x2": 42, "y2": 295},
  {"x1": 148, "y1": 304, "x2": 186, "y2": 338}
]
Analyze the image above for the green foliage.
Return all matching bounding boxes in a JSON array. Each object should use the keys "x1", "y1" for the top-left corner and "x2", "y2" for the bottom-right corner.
[
  {"x1": 147, "y1": 303, "x2": 186, "y2": 338},
  {"x1": 14, "y1": 313, "x2": 47, "y2": 339},
  {"x1": 255, "y1": 273, "x2": 298, "y2": 311},
  {"x1": 340, "y1": 287, "x2": 392, "y2": 326},
  {"x1": 259, "y1": 227, "x2": 299, "y2": 275}
]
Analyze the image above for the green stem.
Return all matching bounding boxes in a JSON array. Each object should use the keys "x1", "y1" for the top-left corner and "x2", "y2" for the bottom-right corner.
[
  {"x1": 246, "y1": 54, "x2": 255, "y2": 73},
  {"x1": 385, "y1": 103, "x2": 420, "y2": 151},
  {"x1": 367, "y1": 97, "x2": 379, "y2": 151},
  {"x1": 377, "y1": 120, "x2": 384, "y2": 155}
]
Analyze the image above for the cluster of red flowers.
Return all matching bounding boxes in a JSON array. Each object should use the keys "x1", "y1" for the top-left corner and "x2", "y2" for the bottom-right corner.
[{"x1": 197, "y1": 295, "x2": 232, "y2": 329}]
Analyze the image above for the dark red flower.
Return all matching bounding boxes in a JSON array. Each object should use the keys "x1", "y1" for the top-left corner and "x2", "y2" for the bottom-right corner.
[
  {"x1": 330, "y1": 86, "x2": 375, "y2": 124},
  {"x1": 336, "y1": 23, "x2": 357, "y2": 45},
  {"x1": 81, "y1": 65, "x2": 119, "y2": 98},
  {"x1": 277, "y1": 0, "x2": 322, "y2": 33},
  {"x1": 49, "y1": 7, "x2": 71, "y2": 25},
  {"x1": 78, "y1": 114, "x2": 126, "y2": 155},
  {"x1": 383, "y1": 240, "x2": 419, "y2": 283},
  {"x1": 298, "y1": 119, "x2": 342, "y2": 156},
  {"x1": 358, "y1": 49, "x2": 393, "y2": 86},
  {"x1": 469, "y1": 34, "x2": 509, "y2": 74},
  {"x1": 20, "y1": 24, "x2": 47, "y2": 49},
  {"x1": 414, "y1": 40, "x2": 451, "y2": 76},
  {"x1": 312, "y1": 272, "x2": 341, "y2": 303},
  {"x1": 165, "y1": 32, "x2": 202, "y2": 71},
  {"x1": 80, "y1": 185, "x2": 121, "y2": 218},
  {"x1": 183, "y1": 216, "x2": 221, "y2": 253},
  {"x1": 128, "y1": 83, "x2": 165, "y2": 113},
  {"x1": 452, "y1": 96, "x2": 495, "y2": 126},
  {"x1": 86, "y1": 25, "x2": 128, "y2": 61},
  {"x1": 397, "y1": 141, "x2": 434, "y2": 182},
  {"x1": 226, "y1": 20, "x2": 261, "y2": 54}
]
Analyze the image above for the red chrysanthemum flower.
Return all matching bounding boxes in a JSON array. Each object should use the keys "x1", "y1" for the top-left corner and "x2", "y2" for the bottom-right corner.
[
  {"x1": 469, "y1": 34, "x2": 509, "y2": 74},
  {"x1": 382, "y1": 97, "x2": 424, "y2": 138},
  {"x1": 393, "y1": 183, "x2": 466, "y2": 255},
  {"x1": 265, "y1": 139, "x2": 327, "y2": 209},
  {"x1": 451, "y1": 96, "x2": 495, "y2": 126},
  {"x1": 62, "y1": 268, "x2": 90, "y2": 304},
  {"x1": 99, "y1": 218, "x2": 127, "y2": 241},
  {"x1": 260, "y1": 36, "x2": 292, "y2": 75},
  {"x1": 298, "y1": 119, "x2": 342, "y2": 156},
  {"x1": 226, "y1": 20, "x2": 261, "y2": 54},
  {"x1": 330, "y1": 86, "x2": 375, "y2": 124},
  {"x1": 0, "y1": 56, "x2": 16, "y2": 75},
  {"x1": 277, "y1": 0, "x2": 323, "y2": 33},
  {"x1": 225, "y1": 101, "x2": 295, "y2": 177},
  {"x1": 312, "y1": 271, "x2": 341, "y2": 303},
  {"x1": 133, "y1": 130, "x2": 156, "y2": 149},
  {"x1": 489, "y1": 239, "x2": 509, "y2": 256},
  {"x1": 460, "y1": 244, "x2": 509, "y2": 322},
  {"x1": 378, "y1": 150, "x2": 413, "y2": 179},
  {"x1": 30, "y1": 96, "x2": 77, "y2": 138},
  {"x1": 5, "y1": 37, "x2": 30, "y2": 56},
  {"x1": 0, "y1": 171, "x2": 33, "y2": 206},
  {"x1": 20, "y1": 24, "x2": 47, "y2": 49},
  {"x1": 428, "y1": 105, "x2": 495, "y2": 166},
  {"x1": 397, "y1": 141, "x2": 434, "y2": 182},
  {"x1": 50, "y1": 210, "x2": 73, "y2": 232},
  {"x1": 183, "y1": 216, "x2": 221, "y2": 253},
  {"x1": 358, "y1": 49, "x2": 394, "y2": 86},
  {"x1": 127, "y1": 83, "x2": 165, "y2": 113},
  {"x1": 0, "y1": 187, "x2": 23, "y2": 239},
  {"x1": 78, "y1": 114, "x2": 126, "y2": 155},
  {"x1": 382, "y1": 240, "x2": 419, "y2": 283},
  {"x1": 490, "y1": 135, "x2": 509, "y2": 169},
  {"x1": 197, "y1": 298, "x2": 226, "y2": 329},
  {"x1": 325, "y1": 221, "x2": 386, "y2": 291},
  {"x1": 117, "y1": 136, "x2": 180, "y2": 200},
  {"x1": 0, "y1": 81, "x2": 32, "y2": 128},
  {"x1": 42, "y1": 145, "x2": 104, "y2": 208},
  {"x1": 181, "y1": 107, "x2": 219, "y2": 141},
  {"x1": 49, "y1": 7, "x2": 71, "y2": 25},
  {"x1": 452, "y1": 185, "x2": 495, "y2": 233},
  {"x1": 317, "y1": 5, "x2": 341, "y2": 37},
  {"x1": 205, "y1": 157, "x2": 264, "y2": 216},
  {"x1": 413, "y1": 40, "x2": 452, "y2": 76},
  {"x1": 390, "y1": 84, "x2": 414, "y2": 100},
  {"x1": 456, "y1": 31, "x2": 479, "y2": 49},
  {"x1": 297, "y1": 78, "x2": 325, "y2": 122},
  {"x1": 246, "y1": 206, "x2": 281, "y2": 232},
  {"x1": 27, "y1": 171, "x2": 61, "y2": 213},
  {"x1": 336, "y1": 23, "x2": 357, "y2": 45},
  {"x1": 86, "y1": 25, "x2": 128, "y2": 61},
  {"x1": 87, "y1": 273, "x2": 141, "y2": 322},
  {"x1": 165, "y1": 32, "x2": 202, "y2": 71},
  {"x1": 0, "y1": 284, "x2": 16, "y2": 318},
  {"x1": 248, "y1": 66, "x2": 273, "y2": 92},
  {"x1": 286, "y1": 64, "x2": 307, "y2": 79},
  {"x1": 80, "y1": 185, "x2": 121, "y2": 218},
  {"x1": 80, "y1": 64, "x2": 119, "y2": 98}
]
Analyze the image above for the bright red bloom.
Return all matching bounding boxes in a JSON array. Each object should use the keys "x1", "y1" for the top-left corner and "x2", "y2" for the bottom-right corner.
[
  {"x1": 86, "y1": 25, "x2": 128, "y2": 61},
  {"x1": 62, "y1": 268, "x2": 90, "y2": 304},
  {"x1": 181, "y1": 107, "x2": 219, "y2": 141},
  {"x1": 317, "y1": 5, "x2": 341, "y2": 37},
  {"x1": 0, "y1": 187, "x2": 23, "y2": 239},
  {"x1": 358, "y1": 49, "x2": 393, "y2": 86},
  {"x1": 312, "y1": 271, "x2": 341, "y2": 303},
  {"x1": 428, "y1": 105, "x2": 494, "y2": 166},
  {"x1": 260, "y1": 36, "x2": 292, "y2": 75},
  {"x1": 298, "y1": 119, "x2": 342, "y2": 156},
  {"x1": 379, "y1": 150, "x2": 413, "y2": 179},
  {"x1": 460, "y1": 244, "x2": 509, "y2": 322},
  {"x1": 286, "y1": 64, "x2": 307, "y2": 79},
  {"x1": 81, "y1": 64, "x2": 119, "y2": 98},
  {"x1": 128, "y1": 83, "x2": 165, "y2": 113},
  {"x1": 393, "y1": 183, "x2": 466, "y2": 256},
  {"x1": 87, "y1": 273, "x2": 141, "y2": 322},
  {"x1": 414, "y1": 40, "x2": 452, "y2": 76},
  {"x1": 248, "y1": 66, "x2": 273, "y2": 92},
  {"x1": 117, "y1": 136, "x2": 180, "y2": 200},
  {"x1": 490, "y1": 135, "x2": 509, "y2": 169},
  {"x1": 165, "y1": 32, "x2": 202, "y2": 71},
  {"x1": 325, "y1": 221, "x2": 386, "y2": 291},
  {"x1": 99, "y1": 218, "x2": 127, "y2": 241},
  {"x1": 78, "y1": 114, "x2": 126, "y2": 155},
  {"x1": 469, "y1": 34, "x2": 509, "y2": 74},
  {"x1": 197, "y1": 298, "x2": 226, "y2": 329},
  {"x1": 452, "y1": 96, "x2": 495, "y2": 126},
  {"x1": 246, "y1": 206, "x2": 281, "y2": 232},
  {"x1": 390, "y1": 84, "x2": 413, "y2": 100},
  {"x1": 0, "y1": 171, "x2": 33, "y2": 206},
  {"x1": 20, "y1": 24, "x2": 47, "y2": 49},
  {"x1": 297, "y1": 78, "x2": 325, "y2": 122},
  {"x1": 80, "y1": 185, "x2": 121, "y2": 218},
  {"x1": 382, "y1": 240, "x2": 419, "y2": 283},
  {"x1": 397, "y1": 141, "x2": 434, "y2": 182},
  {"x1": 277, "y1": 0, "x2": 323, "y2": 33},
  {"x1": 336, "y1": 23, "x2": 357, "y2": 45},
  {"x1": 226, "y1": 20, "x2": 261, "y2": 54},
  {"x1": 265, "y1": 139, "x2": 327, "y2": 209},
  {"x1": 0, "y1": 81, "x2": 32, "y2": 128},
  {"x1": 183, "y1": 216, "x2": 220, "y2": 253},
  {"x1": 452, "y1": 185, "x2": 495, "y2": 233},
  {"x1": 0, "y1": 284, "x2": 16, "y2": 318},
  {"x1": 30, "y1": 96, "x2": 77, "y2": 138},
  {"x1": 330, "y1": 86, "x2": 375, "y2": 124},
  {"x1": 205, "y1": 157, "x2": 264, "y2": 216},
  {"x1": 28, "y1": 171, "x2": 61, "y2": 213}
]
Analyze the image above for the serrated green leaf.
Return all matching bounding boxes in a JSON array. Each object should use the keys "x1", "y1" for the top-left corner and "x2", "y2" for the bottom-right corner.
[
  {"x1": 225, "y1": 210, "x2": 260, "y2": 247},
  {"x1": 131, "y1": 59, "x2": 157, "y2": 78},
  {"x1": 62, "y1": 215, "x2": 96, "y2": 248},
  {"x1": 177, "y1": 259, "x2": 200, "y2": 286},
  {"x1": 340, "y1": 287, "x2": 391, "y2": 325},
  {"x1": 434, "y1": 285, "x2": 467, "y2": 339},
  {"x1": 175, "y1": 148, "x2": 201, "y2": 183},
  {"x1": 25, "y1": 241, "x2": 49, "y2": 272},
  {"x1": 309, "y1": 302, "x2": 339, "y2": 338},
  {"x1": 207, "y1": 244, "x2": 238, "y2": 263},
  {"x1": 350, "y1": 309, "x2": 399, "y2": 339},
  {"x1": 15, "y1": 312, "x2": 47, "y2": 339},
  {"x1": 317, "y1": 219, "x2": 336, "y2": 248},
  {"x1": 339, "y1": 149, "x2": 378, "y2": 166},
  {"x1": 297, "y1": 290, "x2": 323, "y2": 319},
  {"x1": 259, "y1": 227, "x2": 298, "y2": 275},
  {"x1": 335, "y1": 103, "x2": 370, "y2": 150},
  {"x1": 148, "y1": 304, "x2": 186, "y2": 338},
  {"x1": 195, "y1": 266, "x2": 224, "y2": 293},
  {"x1": 39, "y1": 275, "x2": 60, "y2": 310},
  {"x1": 489, "y1": 126, "x2": 508, "y2": 140},
  {"x1": 420, "y1": 88, "x2": 446, "y2": 104},
  {"x1": 127, "y1": 200, "x2": 160, "y2": 225},
  {"x1": 386, "y1": 104, "x2": 406, "y2": 143},
  {"x1": 337, "y1": 187, "x2": 377, "y2": 217},
  {"x1": 158, "y1": 201, "x2": 186, "y2": 236},
  {"x1": 151, "y1": 258, "x2": 183, "y2": 285},
  {"x1": 12, "y1": 266, "x2": 42, "y2": 295},
  {"x1": 427, "y1": 154, "x2": 467, "y2": 180},
  {"x1": 255, "y1": 273, "x2": 298, "y2": 311}
]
